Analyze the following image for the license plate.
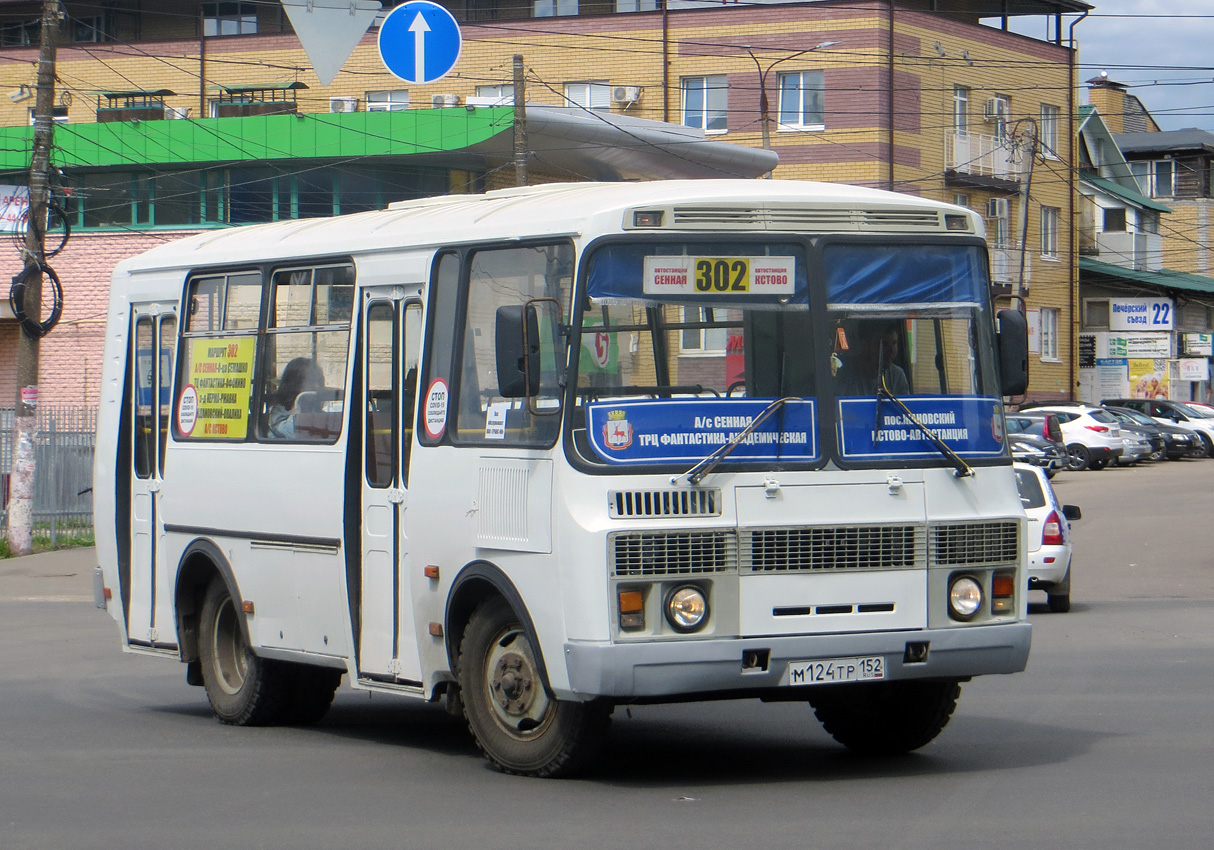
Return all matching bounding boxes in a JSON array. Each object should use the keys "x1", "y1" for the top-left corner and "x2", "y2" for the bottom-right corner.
[{"x1": 786, "y1": 655, "x2": 885, "y2": 686}]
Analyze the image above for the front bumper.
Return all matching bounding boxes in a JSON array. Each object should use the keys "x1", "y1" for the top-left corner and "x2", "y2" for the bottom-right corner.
[{"x1": 562, "y1": 622, "x2": 1031, "y2": 700}]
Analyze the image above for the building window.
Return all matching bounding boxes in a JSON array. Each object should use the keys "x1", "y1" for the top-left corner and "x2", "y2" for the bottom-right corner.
[
  {"x1": 682, "y1": 75, "x2": 728, "y2": 133},
  {"x1": 680, "y1": 307, "x2": 730, "y2": 354},
  {"x1": 71, "y1": 15, "x2": 109, "y2": 43},
  {"x1": 986, "y1": 94, "x2": 1010, "y2": 139},
  {"x1": 1103, "y1": 207, "x2": 1127, "y2": 232},
  {"x1": 1040, "y1": 308, "x2": 1059, "y2": 360},
  {"x1": 952, "y1": 193, "x2": 971, "y2": 209},
  {"x1": 203, "y1": 3, "x2": 258, "y2": 37},
  {"x1": 1040, "y1": 104, "x2": 1060, "y2": 158},
  {"x1": 534, "y1": 0, "x2": 578, "y2": 16},
  {"x1": 564, "y1": 81, "x2": 610, "y2": 111},
  {"x1": 27, "y1": 106, "x2": 69, "y2": 125},
  {"x1": 776, "y1": 70, "x2": 824, "y2": 130},
  {"x1": 1131, "y1": 160, "x2": 1176, "y2": 198},
  {"x1": 953, "y1": 86, "x2": 970, "y2": 135},
  {"x1": 0, "y1": 18, "x2": 39, "y2": 45},
  {"x1": 474, "y1": 84, "x2": 514, "y2": 105},
  {"x1": 1083, "y1": 299, "x2": 1109, "y2": 329},
  {"x1": 1040, "y1": 205, "x2": 1060, "y2": 258},
  {"x1": 616, "y1": 0, "x2": 657, "y2": 9},
  {"x1": 366, "y1": 90, "x2": 409, "y2": 111}
]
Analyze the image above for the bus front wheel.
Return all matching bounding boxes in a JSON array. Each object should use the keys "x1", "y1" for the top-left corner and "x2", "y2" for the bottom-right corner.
[
  {"x1": 809, "y1": 679, "x2": 961, "y2": 755},
  {"x1": 458, "y1": 597, "x2": 609, "y2": 777},
  {"x1": 198, "y1": 579, "x2": 290, "y2": 726}
]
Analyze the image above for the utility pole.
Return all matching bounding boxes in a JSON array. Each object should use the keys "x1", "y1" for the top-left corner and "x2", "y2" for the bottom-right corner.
[
  {"x1": 7, "y1": 0, "x2": 59, "y2": 556},
  {"x1": 512, "y1": 54, "x2": 527, "y2": 187}
]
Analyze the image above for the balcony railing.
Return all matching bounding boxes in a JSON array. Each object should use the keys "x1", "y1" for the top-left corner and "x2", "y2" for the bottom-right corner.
[
  {"x1": 990, "y1": 244, "x2": 1031, "y2": 287},
  {"x1": 1093, "y1": 231, "x2": 1162, "y2": 271},
  {"x1": 948, "y1": 132, "x2": 1019, "y2": 181}
]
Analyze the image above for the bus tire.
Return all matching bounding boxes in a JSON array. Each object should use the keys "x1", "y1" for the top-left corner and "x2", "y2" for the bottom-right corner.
[
  {"x1": 281, "y1": 665, "x2": 343, "y2": 725},
  {"x1": 198, "y1": 579, "x2": 290, "y2": 726},
  {"x1": 458, "y1": 597, "x2": 609, "y2": 777},
  {"x1": 809, "y1": 679, "x2": 961, "y2": 755}
]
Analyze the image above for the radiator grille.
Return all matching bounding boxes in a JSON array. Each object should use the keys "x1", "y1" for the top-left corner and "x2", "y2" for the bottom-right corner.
[
  {"x1": 931, "y1": 521, "x2": 1019, "y2": 566},
  {"x1": 610, "y1": 530, "x2": 737, "y2": 577},
  {"x1": 609, "y1": 489, "x2": 721, "y2": 518},
  {"x1": 741, "y1": 525, "x2": 923, "y2": 573}
]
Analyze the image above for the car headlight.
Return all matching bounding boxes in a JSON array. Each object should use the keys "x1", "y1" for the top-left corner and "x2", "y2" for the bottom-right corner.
[
  {"x1": 664, "y1": 585, "x2": 709, "y2": 633},
  {"x1": 948, "y1": 576, "x2": 983, "y2": 621}
]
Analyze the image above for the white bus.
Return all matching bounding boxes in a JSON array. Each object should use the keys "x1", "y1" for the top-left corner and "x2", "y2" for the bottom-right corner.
[{"x1": 94, "y1": 180, "x2": 1031, "y2": 777}]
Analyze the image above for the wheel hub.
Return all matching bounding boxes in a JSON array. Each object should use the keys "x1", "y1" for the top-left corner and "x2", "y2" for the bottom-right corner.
[{"x1": 491, "y1": 651, "x2": 535, "y2": 714}]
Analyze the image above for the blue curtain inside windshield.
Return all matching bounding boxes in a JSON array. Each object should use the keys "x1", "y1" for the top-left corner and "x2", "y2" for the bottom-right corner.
[
  {"x1": 587, "y1": 243, "x2": 809, "y2": 307},
  {"x1": 824, "y1": 244, "x2": 986, "y2": 306}
]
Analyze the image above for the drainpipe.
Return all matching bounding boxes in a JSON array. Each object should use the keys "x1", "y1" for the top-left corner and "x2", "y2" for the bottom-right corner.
[
  {"x1": 887, "y1": 0, "x2": 895, "y2": 190},
  {"x1": 1068, "y1": 10, "x2": 1089, "y2": 400},
  {"x1": 662, "y1": 1, "x2": 670, "y2": 123}
]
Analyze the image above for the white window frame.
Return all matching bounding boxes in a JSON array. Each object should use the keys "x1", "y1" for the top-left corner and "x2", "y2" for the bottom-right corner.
[
  {"x1": 534, "y1": 0, "x2": 578, "y2": 17},
  {"x1": 473, "y1": 84, "x2": 515, "y2": 106},
  {"x1": 365, "y1": 90, "x2": 410, "y2": 112},
  {"x1": 953, "y1": 85, "x2": 970, "y2": 135},
  {"x1": 679, "y1": 307, "x2": 729, "y2": 356},
  {"x1": 1040, "y1": 205, "x2": 1060, "y2": 259},
  {"x1": 1039, "y1": 104, "x2": 1060, "y2": 159},
  {"x1": 775, "y1": 70, "x2": 824, "y2": 131},
  {"x1": 1040, "y1": 307, "x2": 1060, "y2": 361},
  {"x1": 1131, "y1": 160, "x2": 1176, "y2": 198},
  {"x1": 682, "y1": 75, "x2": 728, "y2": 134},
  {"x1": 564, "y1": 81, "x2": 611, "y2": 112}
]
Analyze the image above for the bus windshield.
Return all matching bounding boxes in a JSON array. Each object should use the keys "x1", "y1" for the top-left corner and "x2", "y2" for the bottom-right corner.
[{"x1": 570, "y1": 237, "x2": 1002, "y2": 470}]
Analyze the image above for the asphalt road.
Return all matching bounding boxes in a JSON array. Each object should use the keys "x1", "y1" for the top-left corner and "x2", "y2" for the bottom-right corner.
[{"x1": 2, "y1": 458, "x2": 1211, "y2": 850}]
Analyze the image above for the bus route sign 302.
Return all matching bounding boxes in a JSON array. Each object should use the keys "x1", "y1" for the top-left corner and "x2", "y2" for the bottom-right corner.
[{"x1": 643, "y1": 256, "x2": 795, "y2": 296}]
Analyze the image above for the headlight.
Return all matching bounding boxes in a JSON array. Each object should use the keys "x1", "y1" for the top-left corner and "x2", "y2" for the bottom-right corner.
[
  {"x1": 948, "y1": 576, "x2": 983, "y2": 621},
  {"x1": 664, "y1": 585, "x2": 709, "y2": 633}
]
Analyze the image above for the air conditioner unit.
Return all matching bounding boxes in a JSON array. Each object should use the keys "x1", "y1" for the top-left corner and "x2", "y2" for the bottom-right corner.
[
  {"x1": 329, "y1": 97, "x2": 358, "y2": 113},
  {"x1": 431, "y1": 93, "x2": 460, "y2": 108},
  {"x1": 984, "y1": 97, "x2": 1008, "y2": 120},
  {"x1": 986, "y1": 197, "x2": 1010, "y2": 218},
  {"x1": 611, "y1": 85, "x2": 642, "y2": 105},
  {"x1": 165, "y1": 106, "x2": 190, "y2": 120}
]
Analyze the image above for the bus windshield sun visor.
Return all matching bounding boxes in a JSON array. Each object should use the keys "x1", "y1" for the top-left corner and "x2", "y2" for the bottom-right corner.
[{"x1": 824, "y1": 244, "x2": 987, "y2": 311}]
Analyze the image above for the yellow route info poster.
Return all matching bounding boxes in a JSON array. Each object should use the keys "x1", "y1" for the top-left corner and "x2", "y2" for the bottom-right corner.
[{"x1": 180, "y1": 337, "x2": 256, "y2": 439}]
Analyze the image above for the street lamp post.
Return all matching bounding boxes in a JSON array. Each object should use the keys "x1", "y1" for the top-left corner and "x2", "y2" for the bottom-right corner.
[{"x1": 746, "y1": 41, "x2": 839, "y2": 177}]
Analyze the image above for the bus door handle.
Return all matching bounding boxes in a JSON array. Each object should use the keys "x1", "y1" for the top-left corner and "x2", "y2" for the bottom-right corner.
[{"x1": 388, "y1": 488, "x2": 406, "y2": 505}]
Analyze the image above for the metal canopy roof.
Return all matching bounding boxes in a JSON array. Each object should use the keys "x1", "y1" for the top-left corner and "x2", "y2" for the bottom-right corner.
[{"x1": 1080, "y1": 258, "x2": 1214, "y2": 297}]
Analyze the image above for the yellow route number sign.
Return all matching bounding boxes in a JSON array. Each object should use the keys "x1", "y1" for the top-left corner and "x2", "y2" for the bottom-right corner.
[{"x1": 643, "y1": 256, "x2": 795, "y2": 296}]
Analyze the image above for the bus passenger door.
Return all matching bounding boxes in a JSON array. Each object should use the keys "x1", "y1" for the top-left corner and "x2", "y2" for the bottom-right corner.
[
  {"x1": 358, "y1": 295, "x2": 423, "y2": 682},
  {"x1": 128, "y1": 308, "x2": 176, "y2": 648}
]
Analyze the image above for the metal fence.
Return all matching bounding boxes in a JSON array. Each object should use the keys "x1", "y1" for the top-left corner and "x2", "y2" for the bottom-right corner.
[{"x1": 1, "y1": 406, "x2": 96, "y2": 549}]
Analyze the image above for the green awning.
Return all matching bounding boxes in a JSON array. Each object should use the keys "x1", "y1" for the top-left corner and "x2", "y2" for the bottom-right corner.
[
  {"x1": 1080, "y1": 257, "x2": 1214, "y2": 295},
  {"x1": 1082, "y1": 174, "x2": 1172, "y2": 213}
]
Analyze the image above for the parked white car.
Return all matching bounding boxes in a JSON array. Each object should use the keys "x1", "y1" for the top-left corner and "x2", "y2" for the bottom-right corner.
[
  {"x1": 1101, "y1": 398, "x2": 1214, "y2": 457},
  {"x1": 1020, "y1": 403, "x2": 1124, "y2": 471},
  {"x1": 1015, "y1": 462, "x2": 1081, "y2": 613}
]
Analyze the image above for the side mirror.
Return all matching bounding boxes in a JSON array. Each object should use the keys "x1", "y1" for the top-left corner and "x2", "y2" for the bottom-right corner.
[
  {"x1": 495, "y1": 304, "x2": 541, "y2": 398},
  {"x1": 996, "y1": 309, "x2": 1029, "y2": 396},
  {"x1": 1062, "y1": 504, "x2": 1082, "y2": 521}
]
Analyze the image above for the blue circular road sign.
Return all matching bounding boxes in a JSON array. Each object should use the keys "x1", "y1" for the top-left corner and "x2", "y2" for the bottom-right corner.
[{"x1": 378, "y1": 1, "x2": 462, "y2": 85}]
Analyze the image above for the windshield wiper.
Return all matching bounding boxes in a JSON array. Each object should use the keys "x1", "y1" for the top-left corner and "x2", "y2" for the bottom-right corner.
[
  {"x1": 875, "y1": 374, "x2": 974, "y2": 479},
  {"x1": 673, "y1": 397, "x2": 799, "y2": 486}
]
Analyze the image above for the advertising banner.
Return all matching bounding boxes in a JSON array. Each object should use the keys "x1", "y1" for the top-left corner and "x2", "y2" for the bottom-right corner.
[
  {"x1": 1128, "y1": 358, "x2": 1170, "y2": 399},
  {"x1": 0, "y1": 184, "x2": 29, "y2": 233},
  {"x1": 586, "y1": 398, "x2": 817, "y2": 465},
  {"x1": 1179, "y1": 358, "x2": 1210, "y2": 382},
  {"x1": 1094, "y1": 358, "x2": 1130, "y2": 401},
  {"x1": 181, "y1": 338, "x2": 256, "y2": 438}
]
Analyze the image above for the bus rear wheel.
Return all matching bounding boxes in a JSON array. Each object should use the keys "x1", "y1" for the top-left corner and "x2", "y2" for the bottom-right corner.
[
  {"x1": 198, "y1": 579, "x2": 290, "y2": 726},
  {"x1": 281, "y1": 665, "x2": 343, "y2": 725},
  {"x1": 458, "y1": 597, "x2": 609, "y2": 777},
  {"x1": 809, "y1": 679, "x2": 961, "y2": 755}
]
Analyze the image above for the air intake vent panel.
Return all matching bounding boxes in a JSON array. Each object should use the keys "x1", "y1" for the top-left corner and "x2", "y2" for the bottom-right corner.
[
  {"x1": 741, "y1": 525, "x2": 924, "y2": 573},
  {"x1": 931, "y1": 521, "x2": 1019, "y2": 565},
  {"x1": 610, "y1": 530, "x2": 737, "y2": 577},
  {"x1": 609, "y1": 489, "x2": 721, "y2": 518}
]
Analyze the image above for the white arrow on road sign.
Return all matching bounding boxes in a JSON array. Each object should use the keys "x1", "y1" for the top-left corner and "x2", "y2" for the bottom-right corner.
[{"x1": 378, "y1": 1, "x2": 462, "y2": 85}]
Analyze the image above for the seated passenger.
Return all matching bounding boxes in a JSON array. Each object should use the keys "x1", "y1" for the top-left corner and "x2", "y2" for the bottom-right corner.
[
  {"x1": 837, "y1": 321, "x2": 910, "y2": 396},
  {"x1": 266, "y1": 357, "x2": 325, "y2": 438}
]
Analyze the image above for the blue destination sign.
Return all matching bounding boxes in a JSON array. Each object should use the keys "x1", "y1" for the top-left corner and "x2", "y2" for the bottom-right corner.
[
  {"x1": 586, "y1": 398, "x2": 818, "y2": 466},
  {"x1": 838, "y1": 396, "x2": 1005, "y2": 458}
]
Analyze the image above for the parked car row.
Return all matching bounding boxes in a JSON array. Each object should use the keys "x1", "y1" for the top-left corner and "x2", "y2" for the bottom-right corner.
[{"x1": 1012, "y1": 400, "x2": 1210, "y2": 472}]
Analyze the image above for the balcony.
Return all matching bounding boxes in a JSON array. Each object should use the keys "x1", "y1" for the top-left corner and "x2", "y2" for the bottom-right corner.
[
  {"x1": 1092, "y1": 231, "x2": 1163, "y2": 271},
  {"x1": 989, "y1": 244, "x2": 1031, "y2": 293},
  {"x1": 947, "y1": 132, "x2": 1021, "y2": 191}
]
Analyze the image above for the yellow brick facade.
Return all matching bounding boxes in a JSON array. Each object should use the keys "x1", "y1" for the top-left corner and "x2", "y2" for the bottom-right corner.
[{"x1": 0, "y1": 2, "x2": 1080, "y2": 402}]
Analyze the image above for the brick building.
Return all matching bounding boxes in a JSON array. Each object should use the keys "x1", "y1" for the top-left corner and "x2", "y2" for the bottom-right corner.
[{"x1": 1, "y1": 0, "x2": 1086, "y2": 405}]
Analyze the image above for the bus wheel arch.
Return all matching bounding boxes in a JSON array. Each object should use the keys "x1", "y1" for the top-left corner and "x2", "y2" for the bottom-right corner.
[
  {"x1": 175, "y1": 539, "x2": 244, "y2": 665},
  {"x1": 445, "y1": 562, "x2": 548, "y2": 686}
]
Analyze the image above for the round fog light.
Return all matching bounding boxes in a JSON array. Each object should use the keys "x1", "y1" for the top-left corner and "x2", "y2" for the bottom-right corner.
[
  {"x1": 664, "y1": 585, "x2": 708, "y2": 632},
  {"x1": 949, "y1": 576, "x2": 983, "y2": 620}
]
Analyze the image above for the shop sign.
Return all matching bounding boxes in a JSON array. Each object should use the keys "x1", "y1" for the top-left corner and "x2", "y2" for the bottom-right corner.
[
  {"x1": 1179, "y1": 358, "x2": 1210, "y2": 382},
  {"x1": 1183, "y1": 333, "x2": 1213, "y2": 356},
  {"x1": 1109, "y1": 297, "x2": 1173, "y2": 331}
]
